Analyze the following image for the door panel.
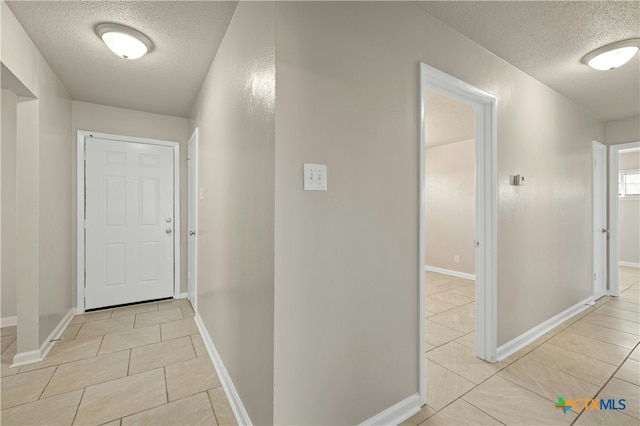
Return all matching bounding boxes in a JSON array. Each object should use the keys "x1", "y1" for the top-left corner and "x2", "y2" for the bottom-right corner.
[
  {"x1": 593, "y1": 141, "x2": 607, "y2": 300},
  {"x1": 85, "y1": 138, "x2": 174, "y2": 309}
]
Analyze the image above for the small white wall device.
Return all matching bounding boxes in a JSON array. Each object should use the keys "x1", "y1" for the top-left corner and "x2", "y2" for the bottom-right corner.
[{"x1": 511, "y1": 174, "x2": 525, "y2": 186}]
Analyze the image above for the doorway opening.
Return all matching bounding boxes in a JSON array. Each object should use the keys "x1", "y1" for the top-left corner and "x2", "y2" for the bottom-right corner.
[
  {"x1": 419, "y1": 63, "x2": 497, "y2": 404},
  {"x1": 609, "y1": 142, "x2": 640, "y2": 296}
]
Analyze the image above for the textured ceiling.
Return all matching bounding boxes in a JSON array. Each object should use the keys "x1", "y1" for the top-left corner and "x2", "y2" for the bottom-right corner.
[
  {"x1": 6, "y1": 1, "x2": 238, "y2": 118},
  {"x1": 6, "y1": 1, "x2": 639, "y2": 122},
  {"x1": 415, "y1": 1, "x2": 640, "y2": 122},
  {"x1": 425, "y1": 90, "x2": 475, "y2": 148}
]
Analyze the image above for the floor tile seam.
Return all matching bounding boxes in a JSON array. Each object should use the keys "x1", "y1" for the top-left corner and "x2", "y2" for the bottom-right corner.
[
  {"x1": 602, "y1": 303, "x2": 640, "y2": 314},
  {"x1": 497, "y1": 367, "x2": 596, "y2": 408},
  {"x1": 559, "y1": 329, "x2": 638, "y2": 351},
  {"x1": 40, "y1": 349, "x2": 132, "y2": 400},
  {"x1": 163, "y1": 365, "x2": 170, "y2": 410},
  {"x1": 544, "y1": 337, "x2": 632, "y2": 367},
  {"x1": 128, "y1": 353, "x2": 198, "y2": 376},
  {"x1": 460, "y1": 379, "x2": 579, "y2": 423},
  {"x1": 70, "y1": 387, "x2": 86, "y2": 426},
  {"x1": 207, "y1": 385, "x2": 225, "y2": 426},
  {"x1": 594, "y1": 301, "x2": 640, "y2": 313},
  {"x1": 427, "y1": 315, "x2": 475, "y2": 333},
  {"x1": 425, "y1": 319, "x2": 464, "y2": 334},
  {"x1": 525, "y1": 346, "x2": 623, "y2": 388},
  {"x1": 450, "y1": 397, "x2": 508, "y2": 426},
  {"x1": 577, "y1": 318, "x2": 640, "y2": 336},
  {"x1": 35, "y1": 364, "x2": 60, "y2": 401},
  {"x1": 426, "y1": 351, "x2": 507, "y2": 387},
  {"x1": 594, "y1": 310, "x2": 640, "y2": 327},
  {"x1": 565, "y1": 323, "x2": 639, "y2": 346}
]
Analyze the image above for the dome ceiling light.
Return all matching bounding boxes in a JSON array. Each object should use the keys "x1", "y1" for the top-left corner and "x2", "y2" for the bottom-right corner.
[
  {"x1": 96, "y1": 23, "x2": 153, "y2": 60},
  {"x1": 581, "y1": 39, "x2": 640, "y2": 71}
]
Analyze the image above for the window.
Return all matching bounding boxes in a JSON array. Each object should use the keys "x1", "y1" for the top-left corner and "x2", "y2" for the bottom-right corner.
[{"x1": 619, "y1": 170, "x2": 640, "y2": 196}]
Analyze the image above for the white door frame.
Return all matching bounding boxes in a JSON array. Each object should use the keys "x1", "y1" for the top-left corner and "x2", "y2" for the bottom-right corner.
[
  {"x1": 187, "y1": 128, "x2": 199, "y2": 312},
  {"x1": 419, "y1": 63, "x2": 498, "y2": 404},
  {"x1": 76, "y1": 130, "x2": 181, "y2": 313},
  {"x1": 609, "y1": 140, "x2": 640, "y2": 297},
  {"x1": 592, "y1": 141, "x2": 607, "y2": 299}
]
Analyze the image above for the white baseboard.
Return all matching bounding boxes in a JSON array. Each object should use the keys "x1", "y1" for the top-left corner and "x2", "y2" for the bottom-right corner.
[
  {"x1": 176, "y1": 292, "x2": 188, "y2": 299},
  {"x1": 194, "y1": 313, "x2": 251, "y2": 426},
  {"x1": 495, "y1": 296, "x2": 593, "y2": 361},
  {"x1": 73, "y1": 307, "x2": 84, "y2": 315},
  {"x1": 425, "y1": 265, "x2": 476, "y2": 281},
  {"x1": 359, "y1": 393, "x2": 421, "y2": 426},
  {"x1": 10, "y1": 308, "x2": 74, "y2": 368},
  {"x1": 1, "y1": 316, "x2": 17, "y2": 327},
  {"x1": 619, "y1": 261, "x2": 640, "y2": 268}
]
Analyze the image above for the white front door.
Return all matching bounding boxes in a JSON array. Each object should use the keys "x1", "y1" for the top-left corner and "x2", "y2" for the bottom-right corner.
[
  {"x1": 593, "y1": 141, "x2": 607, "y2": 300},
  {"x1": 187, "y1": 130, "x2": 198, "y2": 310},
  {"x1": 85, "y1": 137, "x2": 175, "y2": 309}
]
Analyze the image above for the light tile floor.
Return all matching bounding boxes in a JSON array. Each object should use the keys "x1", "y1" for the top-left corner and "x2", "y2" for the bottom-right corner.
[
  {"x1": 1, "y1": 269, "x2": 638, "y2": 425},
  {"x1": 406, "y1": 266, "x2": 640, "y2": 425},
  {"x1": 1, "y1": 299, "x2": 237, "y2": 426}
]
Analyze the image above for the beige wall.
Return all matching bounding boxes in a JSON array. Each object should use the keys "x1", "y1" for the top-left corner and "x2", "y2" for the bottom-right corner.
[
  {"x1": 605, "y1": 116, "x2": 640, "y2": 145},
  {"x1": 1, "y1": 1, "x2": 73, "y2": 351},
  {"x1": 189, "y1": 2, "x2": 275, "y2": 425},
  {"x1": 71, "y1": 101, "x2": 190, "y2": 301},
  {"x1": 425, "y1": 139, "x2": 475, "y2": 275},
  {"x1": 1, "y1": 89, "x2": 17, "y2": 319},
  {"x1": 273, "y1": 3, "x2": 603, "y2": 423},
  {"x1": 619, "y1": 150, "x2": 640, "y2": 265}
]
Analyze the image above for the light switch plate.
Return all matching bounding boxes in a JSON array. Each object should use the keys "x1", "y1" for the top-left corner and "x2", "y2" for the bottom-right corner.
[{"x1": 303, "y1": 163, "x2": 327, "y2": 191}]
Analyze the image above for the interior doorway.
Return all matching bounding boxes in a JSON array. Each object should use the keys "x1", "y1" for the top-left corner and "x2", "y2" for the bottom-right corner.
[
  {"x1": 609, "y1": 142, "x2": 640, "y2": 296},
  {"x1": 419, "y1": 63, "x2": 497, "y2": 404}
]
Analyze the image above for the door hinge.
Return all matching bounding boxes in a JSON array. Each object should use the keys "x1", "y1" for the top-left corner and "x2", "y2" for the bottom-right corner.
[
  {"x1": 83, "y1": 220, "x2": 86, "y2": 229},
  {"x1": 83, "y1": 151, "x2": 86, "y2": 161}
]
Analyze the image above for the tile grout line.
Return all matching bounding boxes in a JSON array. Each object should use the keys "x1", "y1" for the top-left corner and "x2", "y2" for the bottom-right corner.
[
  {"x1": 206, "y1": 388, "x2": 222, "y2": 425},
  {"x1": 70, "y1": 387, "x2": 86, "y2": 425},
  {"x1": 570, "y1": 340, "x2": 640, "y2": 426},
  {"x1": 35, "y1": 365, "x2": 59, "y2": 401}
]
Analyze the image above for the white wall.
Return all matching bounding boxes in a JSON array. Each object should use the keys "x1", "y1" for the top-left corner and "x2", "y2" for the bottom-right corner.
[
  {"x1": 71, "y1": 101, "x2": 190, "y2": 301},
  {"x1": 273, "y1": 3, "x2": 603, "y2": 423},
  {"x1": 1, "y1": 1, "x2": 72, "y2": 351},
  {"x1": 605, "y1": 116, "x2": 640, "y2": 145},
  {"x1": 619, "y1": 150, "x2": 640, "y2": 266},
  {"x1": 189, "y1": 2, "x2": 275, "y2": 425},
  {"x1": 425, "y1": 139, "x2": 475, "y2": 275},
  {"x1": 1, "y1": 89, "x2": 17, "y2": 320}
]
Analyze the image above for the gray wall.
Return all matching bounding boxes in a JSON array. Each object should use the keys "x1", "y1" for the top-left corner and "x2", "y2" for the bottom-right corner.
[
  {"x1": 71, "y1": 101, "x2": 190, "y2": 303},
  {"x1": 1, "y1": 89, "x2": 17, "y2": 320},
  {"x1": 2, "y1": 1, "x2": 72, "y2": 352},
  {"x1": 189, "y1": 2, "x2": 275, "y2": 425},
  {"x1": 273, "y1": 3, "x2": 603, "y2": 423},
  {"x1": 619, "y1": 150, "x2": 640, "y2": 265},
  {"x1": 425, "y1": 139, "x2": 476, "y2": 275}
]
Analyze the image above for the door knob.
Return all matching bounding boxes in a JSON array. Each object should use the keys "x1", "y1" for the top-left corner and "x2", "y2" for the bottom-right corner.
[
  {"x1": 189, "y1": 231, "x2": 195, "y2": 236},
  {"x1": 166, "y1": 228, "x2": 173, "y2": 234}
]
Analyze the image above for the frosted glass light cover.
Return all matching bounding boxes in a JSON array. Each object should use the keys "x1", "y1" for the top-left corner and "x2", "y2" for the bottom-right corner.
[
  {"x1": 96, "y1": 23, "x2": 153, "y2": 60},
  {"x1": 101, "y1": 31, "x2": 148, "y2": 59},
  {"x1": 587, "y1": 46, "x2": 639, "y2": 71}
]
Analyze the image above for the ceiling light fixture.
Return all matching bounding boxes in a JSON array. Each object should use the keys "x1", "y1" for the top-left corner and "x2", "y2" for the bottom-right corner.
[
  {"x1": 581, "y1": 39, "x2": 640, "y2": 71},
  {"x1": 96, "y1": 23, "x2": 153, "y2": 60}
]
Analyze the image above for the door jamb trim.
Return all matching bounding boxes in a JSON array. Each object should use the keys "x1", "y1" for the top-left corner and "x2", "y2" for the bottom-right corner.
[
  {"x1": 419, "y1": 63, "x2": 498, "y2": 404},
  {"x1": 76, "y1": 130, "x2": 181, "y2": 312}
]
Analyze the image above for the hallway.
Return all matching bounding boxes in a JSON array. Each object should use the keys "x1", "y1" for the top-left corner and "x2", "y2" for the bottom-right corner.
[
  {"x1": 1, "y1": 299, "x2": 236, "y2": 425},
  {"x1": 411, "y1": 268, "x2": 640, "y2": 425}
]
